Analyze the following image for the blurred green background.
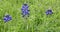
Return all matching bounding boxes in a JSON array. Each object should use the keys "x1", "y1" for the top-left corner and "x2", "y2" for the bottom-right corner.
[{"x1": 0, "y1": 0, "x2": 60, "y2": 32}]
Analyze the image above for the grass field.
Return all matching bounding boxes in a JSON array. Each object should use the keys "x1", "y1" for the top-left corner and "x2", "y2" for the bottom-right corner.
[{"x1": 0, "y1": 0, "x2": 60, "y2": 32}]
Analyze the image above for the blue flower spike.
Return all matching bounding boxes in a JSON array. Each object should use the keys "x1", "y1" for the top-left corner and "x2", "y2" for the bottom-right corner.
[
  {"x1": 21, "y1": 4, "x2": 29, "y2": 17},
  {"x1": 46, "y1": 9, "x2": 53, "y2": 15},
  {"x1": 3, "y1": 14, "x2": 12, "y2": 23}
]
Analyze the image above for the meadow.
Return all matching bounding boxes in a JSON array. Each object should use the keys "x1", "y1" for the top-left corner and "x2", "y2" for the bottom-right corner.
[{"x1": 0, "y1": 0, "x2": 60, "y2": 32}]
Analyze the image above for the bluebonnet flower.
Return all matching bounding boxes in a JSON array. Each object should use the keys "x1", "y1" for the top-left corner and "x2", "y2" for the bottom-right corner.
[
  {"x1": 21, "y1": 4, "x2": 29, "y2": 17},
  {"x1": 3, "y1": 14, "x2": 12, "y2": 22},
  {"x1": 46, "y1": 9, "x2": 53, "y2": 15}
]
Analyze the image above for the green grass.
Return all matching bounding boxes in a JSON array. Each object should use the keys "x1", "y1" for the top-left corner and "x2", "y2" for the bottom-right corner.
[{"x1": 0, "y1": 0, "x2": 60, "y2": 32}]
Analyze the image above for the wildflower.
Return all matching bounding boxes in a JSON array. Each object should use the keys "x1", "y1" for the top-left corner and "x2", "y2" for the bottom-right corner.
[
  {"x1": 3, "y1": 14, "x2": 12, "y2": 22},
  {"x1": 21, "y1": 4, "x2": 29, "y2": 17},
  {"x1": 46, "y1": 9, "x2": 53, "y2": 15}
]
